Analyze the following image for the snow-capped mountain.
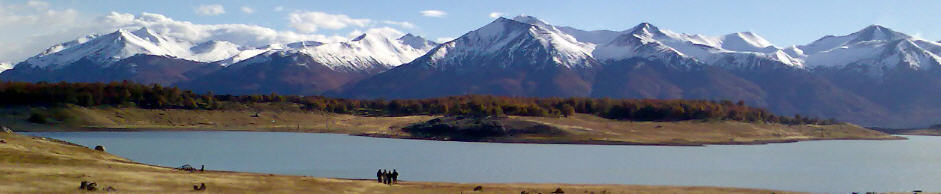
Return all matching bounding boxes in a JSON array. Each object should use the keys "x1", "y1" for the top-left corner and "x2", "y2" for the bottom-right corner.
[
  {"x1": 797, "y1": 25, "x2": 941, "y2": 75},
  {"x1": 178, "y1": 31, "x2": 437, "y2": 95},
  {"x1": 591, "y1": 22, "x2": 803, "y2": 69},
  {"x1": 801, "y1": 25, "x2": 941, "y2": 128},
  {"x1": 296, "y1": 32, "x2": 436, "y2": 72},
  {"x1": 505, "y1": 16, "x2": 803, "y2": 70},
  {"x1": 24, "y1": 28, "x2": 244, "y2": 69},
  {"x1": 212, "y1": 31, "x2": 434, "y2": 72},
  {"x1": 0, "y1": 27, "x2": 254, "y2": 85},
  {"x1": 424, "y1": 17, "x2": 596, "y2": 69},
  {"x1": 398, "y1": 33, "x2": 437, "y2": 51},
  {"x1": 179, "y1": 51, "x2": 379, "y2": 95},
  {"x1": 339, "y1": 17, "x2": 601, "y2": 99},
  {"x1": 1, "y1": 27, "x2": 436, "y2": 90},
  {"x1": 220, "y1": 31, "x2": 435, "y2": 75}
]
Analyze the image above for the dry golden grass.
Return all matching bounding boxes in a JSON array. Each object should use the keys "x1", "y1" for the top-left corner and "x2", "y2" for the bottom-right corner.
[
  {"x1": 0, "y1": 131, "x2": 798, "y2": 193},
  {"x1": 513, "y1": 114, "x2": 903, "y2": 145},
  {"x1": 1, "y1": 105, "x2": 432, "y2": 135}
]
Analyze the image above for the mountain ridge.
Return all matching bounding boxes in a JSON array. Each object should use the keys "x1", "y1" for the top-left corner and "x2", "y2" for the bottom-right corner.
[{"x1": 4, "y1": 16, "x2": 941, "y2": 127}]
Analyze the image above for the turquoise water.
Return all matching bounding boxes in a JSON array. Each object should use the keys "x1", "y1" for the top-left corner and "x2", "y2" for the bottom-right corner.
[{"x1": 24, "y1": 131, "x2": 941, "y2": 193}]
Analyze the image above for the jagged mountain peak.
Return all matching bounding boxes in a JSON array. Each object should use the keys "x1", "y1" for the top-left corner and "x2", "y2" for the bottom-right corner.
[
  {"x1": 632, "y1": 22, "x2": 657, "y2": 30},
  {"x1": 423, "y1": 15, "x2": 594, "y2": 69},
  {"x1": 627, "y1": 22, "x2": 665, "y2": 38},
  {"x1": 798, "y1": 24, "x2": 941, "y2": 73},
  {"x1": 128, "y1": 27, "x2": 164, "y2": 43},
  {"x1": 16, "y1": 25, "x2": 438, "y2": 72},
  {"x1": 724, "y1": 32, "x2": 772, "y2": 46},
  {"x1": 25, "y1": 27, "x2": 174, "y2": 68},
  {"x1": 510, "y1": 15, "x2": 551, "y2": 28},
  {"x1": 852, "y1": 25, "x2": 910, "y2": 42},
  {"x1": 398, "y1": 33, "x2": 436, "y2": 50},
  {"x1": 472, "y1": 17, "x2": 538, "y2": 38},
  {"x1": 597, "y1": 22, "x2": 804, "y2": 69},
  {"x1": 801, "y1": 24, "x2": 912, "y2": 55},
  {"x1": 291, "y1": 30, "x2": 436, "y2": 71},
  {"x1": 21, "y1": 27, "x2": 250, "y2": 69}
]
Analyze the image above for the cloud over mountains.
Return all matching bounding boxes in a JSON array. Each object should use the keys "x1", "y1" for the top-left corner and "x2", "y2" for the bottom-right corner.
[{"x1": 0, "y1": 1, "x2": 419, "y2": 64}]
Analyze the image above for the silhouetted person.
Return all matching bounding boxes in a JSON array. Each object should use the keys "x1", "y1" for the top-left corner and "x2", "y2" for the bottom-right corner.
[
  {"x1": 391, "y1": 169, "x2": 398, "y2": 184},
  {"x1": 200, "y1": 165, "x2": 204, "y2": 172},
  {"x1": 377, "y1": 169, "x2": 383, "y2": 183},
  {"x1": 381, "y1": 170, "x2": 387, "y2": 184},
  {"x1": 383, "y1": 170, "x2": 391, "y2": 185}
]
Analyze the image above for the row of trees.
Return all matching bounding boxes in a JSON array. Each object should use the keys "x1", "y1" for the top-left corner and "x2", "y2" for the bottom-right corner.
[
  {"x1": 0, "y1": 81, "x2": 838, "y2": 125},
  {"x1": 0, "y1": 81, "x2": 220, "y2": 109},
  {"x1": 295, "y1": 95, "x2": 837, "y2": 125}
]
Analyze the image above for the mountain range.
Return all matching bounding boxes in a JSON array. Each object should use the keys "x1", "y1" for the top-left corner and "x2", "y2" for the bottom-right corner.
[{"x1": 3, "y1": 15, "x2": 941, "y2": 128}]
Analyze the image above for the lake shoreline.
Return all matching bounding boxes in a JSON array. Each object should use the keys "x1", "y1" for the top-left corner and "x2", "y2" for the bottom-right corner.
[
  {"x1": 1, "y1": 131, "x2": 801, "y2": 193},
  {"x1": 356, "y1": 132, "x2": 907, "y2": 146},
  {"x1": 0, "y1": 106, "x2": 904, "y2": 147},
  {"x1": 13, "y1": 125, "x2": 907, "y2": 147}
]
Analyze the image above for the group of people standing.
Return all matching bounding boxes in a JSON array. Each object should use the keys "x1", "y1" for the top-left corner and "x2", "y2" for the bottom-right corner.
[{"x1": 376, "y1": 169, "x2": 398, "y2": 185}]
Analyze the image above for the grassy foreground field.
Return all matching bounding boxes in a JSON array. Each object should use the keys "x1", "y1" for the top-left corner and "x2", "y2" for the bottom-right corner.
[
  {"x1": 0, "y1": 105, "x2": 902, "y2": 146},
  {"x1": 0, "y1": 131, "x2": 797, "y2": 193}
]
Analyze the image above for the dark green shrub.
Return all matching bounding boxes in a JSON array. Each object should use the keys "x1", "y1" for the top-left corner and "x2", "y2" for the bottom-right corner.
[{"x1": 27, "y1": 112, "x2": 48, "y2": 124}]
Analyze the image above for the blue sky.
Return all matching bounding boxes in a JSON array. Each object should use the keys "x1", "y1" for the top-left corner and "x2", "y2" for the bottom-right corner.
[{"x1": 2, "y1": 0, "x2": 940, "y2": 63}]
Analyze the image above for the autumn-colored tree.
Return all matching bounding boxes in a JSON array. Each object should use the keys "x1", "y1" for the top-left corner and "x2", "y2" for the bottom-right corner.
[{"x1": 0, "y1": 82, "x2": 837, "y2": 125}]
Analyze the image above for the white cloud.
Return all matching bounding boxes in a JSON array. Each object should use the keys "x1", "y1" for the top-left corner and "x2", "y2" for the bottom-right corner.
[
  {"x1": 25, "y1": 0, "x2": 49, "y2": 8},
  {"x1": 240, "y1": 6, "x2": 255, "y2": 14},
  {"x1": 274, "y1": 6, "x2": 284, "y2": 12},
  {"x1": 0, "y1": 9, "x2": 345, "y2": 63},
  {"x1": 0, "y1": 62, "x2": 12, "y2": 73},
  {"x1": 488, "y1": 12, "x2": 503, "y2": 18},
  {"x1": 435, "y1": 37, "x2": 454, "y2": 43},
  {"x1": 288, "y1": 11, "x2": 370, "y2": 33},
  {"x1": 102, "y1": 12, "x2": 346, "y2": 46},
  {"x1": 194, "y1": 4, "x2": 225, "y2": 16},
  {"x1": 381, "y1": 20, "x2": 415, "y2": 29},
  {"x1": 420, "y1": 10, "x2": 446, "y2": 18},
  {"x1": 0, "y1": 1, "x2": 83, "y2": 63}
]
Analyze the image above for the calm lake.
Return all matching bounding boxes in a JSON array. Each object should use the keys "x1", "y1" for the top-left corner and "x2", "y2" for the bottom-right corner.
[{"x1": 23, "y1": 131, "x2": 941, "y2": 193}]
